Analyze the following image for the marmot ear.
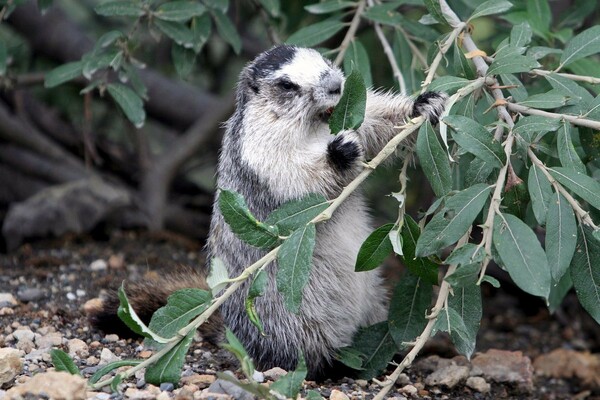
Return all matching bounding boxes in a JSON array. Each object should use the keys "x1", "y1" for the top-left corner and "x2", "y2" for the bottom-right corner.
[{"x1": 236, "y1": 66, "x2": 259, "y2": 107}]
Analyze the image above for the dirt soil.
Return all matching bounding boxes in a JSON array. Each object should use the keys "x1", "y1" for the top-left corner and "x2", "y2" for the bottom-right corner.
[{"x1": 1, "y1": 230, "x2": 600, "y2": 400}]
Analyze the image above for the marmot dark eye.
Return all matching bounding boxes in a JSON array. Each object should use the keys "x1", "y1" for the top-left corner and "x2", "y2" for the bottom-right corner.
[{"x1": 279, "y1": 80, "x2": 297, "y2": 91}]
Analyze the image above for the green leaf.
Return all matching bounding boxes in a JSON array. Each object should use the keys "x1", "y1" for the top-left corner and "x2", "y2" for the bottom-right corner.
[
  {"x1": 306, "y1": 390, "x2": 325, "y2": 400},
  {"x1": 518, "y1": 92, "x2": 570, "y2": 109},
  {"x1": 428, "y1": 76, "x2": 469, "y2": 94},
  {"x1": 487, "y1": 52, "x2": 540, "y2": 75},
  {"x1": 271, "y1": 353, "x2": 307, "y2": 398},
  {"x1": 145, "y1": 289, "x2": 212, "y2": 349},
  {"x1": 400, "y1": 216, "x2": 439, "y2": 285},
  {"x1": 37, "y1": 0, "x2": 53, "y2": 14},
  {"x1": 206, "y1": 257, "x2": 229, "y2": 295},
  {"x1": 528, "y1": 46, "x2": 562, "y2": 59},
  {"x1": 352, "y1": 322, "x2": 397, "y2": 380},
  {"x1": 528, "y1": 164, "x2": 552, "y2": 225},
  {"x1": 329, "y1": 67, "x2": 367, "y2": 135},
  {"x1": 343, "y1": 39, "x2": 372, "y2": 88},
  {"x1": 493, "y1": 212, "x2": 551, "y2": 298},
  {"x1": 571, "y1": 224, "x2": 600, "y2": 325},
  {"x1": 0, "y1": 43, "x2": 6, "y2": 76},
  {"x1": 434, "y1": 307, "x2": 476, "y2": 359},
  {"x1": 218, "y1": 189, "x2": 280, "y2": 249},
  {"x1": 417, "y1": 121, "x2": 452, "y2": 197},
  {"x1": 111, "y1": 375, "x2": 122, "y2": 393},
  {"x1": 107, "y1": 83, "x2": 146, "y2": 128},
  {"x1": 363, "y1": 3, "x2": 403, "y2": 26},
  {"x1": 560, "y1": 26, "x2": 600, "y2": 68},
  {"x1": 286, "y1": 20, "x2": 345, "y2": 47},
  {"x1": 453, "y1": 43, "x2": 475, "y2": 80},
  {"x1": 265, "y1": 193, "x2": 328, "y2": 236},
  {"x1": 513, "y1": 115, "x2": 561, "y2": 144},
  {"x1": 203, "y1": 0, "x2": 229, "y2": 13},
  {"x1": 510, "y1": 22, "x2": 533, "y2": 49},
  {"x1": 546, "y1": 191, "x2": 577, "y2": 282},
  {"x1": 335, "y1": 347, "x2": 365, "y2": 370},
  {"x1": 257, "y1": 0, "x2": 280, "y2": 17},
  {"x1": 424, "y1": 0, "x2": 446, "y2": 24},
  {"x1": 544, "y1": 73, "x2": 594, "y2": 104},
  {"x1": 154, "y1": 19, "x2": 195, "y2": 48},
  {"x1": 500, "y1": 74, "x2": 528, "y2": 102},
  {"x1": 44, "y1": 61, "x2": 83, "y2": 88},
  {"x1": 445, "y1": 263, "x2": 480, "y2": 288},
  {"x1": 191, "y1": 14, "x2": 211, "y2": 54},
  {"x1": 557, "y1": 122, "x2": 586, "y2": 175},
  {"x1": 155, "y1": 1, "x2": 206, "y2": 21},
  {"x1": 305, "y1": 1, "x2": 356, "y2": 14},
  {"x1": 465, "y1": 157, "x2": 495, "y2": 186},
  {"x1": 448, "y1": 284, "x2": 481, "y2": 359},
  {"x1": 221, "y1": 329, "x2": 255, "y2": 378},
  {"x1": 417, "y1": 184, "x2": 492, "y2": 256},
  {"x1": 444, "y1": 115, "x2": 505, "y2": 168},
  {"x1": 89, "y1": 360, "x2": 142, "y2": 384},
  {"x1": 172, "y1": 44, "x2": 196, "y2": 78},
  {"x1": 145, "y1": 329, "x2": 194, "y2": 385},
  {"x1": 388, "y1": 273, "x2": 432, "y2": 349},
  {"x1": 526, "y1": 0, "x2": 551, "y2": 38},
  {"x1": 355, "y1": 224, "x2": 394, "y2": 272},
  {"x1": 587, "y1": 96, "x2": 600, "y2": 121},
  {"x1": 95, "y1": 1, "x2": 145, "y2": 17},
  {"x1": 211, "y1": 9, "x2": 241, "y2": 54},
  {"x1": 277, "y1": 223, "x2": 316, "y2": 313},
  {"x1": 50, "y1": 349, "x2": 81, "y2": 376},
  {"x1": 549, "y1": 167, "x2": 600, "y2": 211},
  {"x1": 245, "y1": 269, "x2": 268, "y2": 335},
  {"x1": 117, "y1": 283, "x2": 171, "y2": 343},
  {"x1": 549, "y1": 272, "x2": 572, "y2": 313},
  {"x1": 469, "y1": 0, "x2": 513, "y2": 21},
  {"x1": 445, "y1": 243, "x2": 485, "y2": 266}
]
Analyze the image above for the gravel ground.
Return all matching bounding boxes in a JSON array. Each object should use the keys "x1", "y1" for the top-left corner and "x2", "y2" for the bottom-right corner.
[{"x1": 1, "y1": 230, "x2": 600, "y2": 399}]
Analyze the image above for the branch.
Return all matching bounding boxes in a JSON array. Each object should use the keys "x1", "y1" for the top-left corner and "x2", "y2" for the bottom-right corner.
[
  {"x1": 333, "y1": 0, "x2": 367, "y2": 66},
  {"x1": 506, "y1": 103, "x2": 600, "y2": 131},
  {"x1": 421, "y1": 23, "x2": 466, "y2": 92},
  {"x1": 531, "y1": 69, "x2": 600, "y2": 85}
]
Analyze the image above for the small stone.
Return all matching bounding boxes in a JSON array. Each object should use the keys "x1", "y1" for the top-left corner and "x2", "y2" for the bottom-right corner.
[
  {"x1": 156, "y1": 392, "x2": 171, "y2": 400},
  {"x1": 108, "y1": 254, "x2": 125, "y2": 270},
  {"x1": 90, "y1": 392, "x2": 110, "y2": 400},
  {"x1": 0, "y1": 307, "x2": 14, "y2": 316},
  {"x1": 160, "y1": 382, "x2": 174, "y2": 392},
  {"x1": 425, "y1": 365, "x2": 470, "y2": 389},
  {"x1": 5, "y1": 371, "x2": 86, "y2": 399},
  {"x1": 252, "y1": 370, "x2": 264, "y2": 383},
  {"x1": 86, "y1": 356, "x2": 99, "y2": 365},
  {"x1": 400, "y1": 384, "x2": 418, "y2": 395},
  {"x1": 208, "y1": 373, "x2": 254, "y2": 400},
  {"x1": 99, "y1": 348, "x2": 121, "y2": 365},
  {"x1": 16, "y1": 288, "x2": 45, "y2": 302},
  {"x1": 0, "y1": 294, "x2": 17, "y2": 307},
  {"x1": 466, "y1": 376, "x2": 491, "y2": 393},
  {"x1": 66, "y1": 292, "x2": 76, "y2": 301},
  {"x1": 396, "y1": 373, "x2": 411, "y2": 386},
  {"x1": 0, "y1": 347, "x2": 23, "y2": 386},
  {"x1": 181, "y1": 374, "x2": 215, "y2": 389},
  {"x1": 329, "y1": 389, "x2": 349, "y2": 400},
  {"x1": 68, "y1": 338, "x2": 89, "y2": 358},
  {"x1": 84, "y1": 298, "x2": 103, "y2": 315},
  {"x1": 90, "y1": 259, "x2": 108, "y2": 271},
  {"x1": 104, "y1": 334, "x2": 119, "y2": 343},
  {"x1": 12, "y1": 329, "x2": 34, "y2": 343},
  {"x1": 533, "y1": 348, "x2": 600, "y2": 389},
  {"x1": 471, "y1": 349, "x2": 533, "y2": 391},
  {"x1": 15, "y1": 339, "x2": 34, "y2": 354},
  {"x1": 262, "y1": 367, "x2": 287, "y2": 381},
  {"x1": 138, "y1": 350, "x2": 152, "y2": 359},
  {"x1": 35, "y1": 332, "x2": 63, "y2": 349},
  {"x1": 123, "y1": 385, "x2": 161, "y2": 399},
  {"x1": 76, "y1": 289, "x2": 86, "y2": 297},
  {"x1": 355, "y1": 379, "x2": 368, "y2": 388}
]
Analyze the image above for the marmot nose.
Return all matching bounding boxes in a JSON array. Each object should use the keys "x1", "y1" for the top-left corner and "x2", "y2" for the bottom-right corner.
[{"x1": 328, "y1": 84, "x2": 341, "y2": 95}]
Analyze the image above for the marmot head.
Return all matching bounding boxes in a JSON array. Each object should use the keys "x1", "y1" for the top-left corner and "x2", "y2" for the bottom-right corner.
[{"x1": 237, "y1": 45, "x2": 344, "y2": 125}]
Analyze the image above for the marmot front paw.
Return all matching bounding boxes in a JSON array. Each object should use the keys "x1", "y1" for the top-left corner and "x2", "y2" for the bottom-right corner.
[
  {"x1": 327, "y1": 132, "x2": 364, "y2": 171},
  {"x1": 412, "y1": 91, "x2": 448, "y2": 125}
]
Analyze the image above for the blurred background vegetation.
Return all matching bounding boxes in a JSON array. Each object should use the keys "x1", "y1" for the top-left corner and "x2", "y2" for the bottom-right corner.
[{"x1": 0, "y1": 0, "x2": 599, "y2": 252}]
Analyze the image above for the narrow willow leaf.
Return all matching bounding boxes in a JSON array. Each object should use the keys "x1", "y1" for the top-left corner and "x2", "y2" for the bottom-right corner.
[
  {"x1": 363, "y1": 3, "x2": 403, "y2": 26},
  {"x1": 95, "y1": 1, "x2": 145, "y2": 16},
  {"x1": 277, "y1": 223, "x2": 316, "y2": 313},
  {"x1": 417, "y1": 184, "x2": 492, "y2": 256},
  {"x1": 510, "y1": 22, "x2": 532, "y2": 49},
  {"x1": 549, "y1": 272, "x2": 572, "y2": 313},
  {"x1": 445, "y1": 243, "x2": 485, "y2": 266},
  {"x1": 400, "y1": 216, "x2": 439, "y2": 285},
  {"x1": 335, "y1": 347, "x2": 365, "y2": 370},
  {"x1": 245, "y1": 269, "x2": 268, "y2": 335},
  {"x1": 191, "y1": 14, "x2": 211, "y2": 54},
  {"x1": 155, "y1": 1, "x2": 206, "y2": 21},
  {"x1": 544, "y1": 73, "x2": 594, "y2": 103},
  {"x1": 111, "y1": 375, "x2": 122, "y2": 393},
  {"x1": 271, "y1": 353, "x2": 307, "y2": 398},
  {"x1": 218, "y1": 189, "x2": 280, "y2": 248},
  {"x1": 329, "y1": 68, "x2": 367, "y2": 135},
  {"x1": 203, "y1": 0, "x2": 229, "y2": 13},
  {"x1": 434, "y1": 306, "x2": 477, "y2": 358},
  {"x1": 117, "y1": 283, "x2": 171, "y2": 343},
  {"x1": 500, "y1": 74, "x2": 528, "y2": 102},
  {"x1": 549, "y1": 167, "x2": 600, "y2": 211},
  {"x1": 518, "y1": 92, "x2": 570, "y2": 109},
  {"x1": 448, "y1": 284, "x2": 482, "y2": 359},
  {"x1": 503, "y1": 179, "x2": 530, "y2": 220},
  {"x1": 257, "y1": 0, "x2": 280, "y2": 16},
  {"x1": 487, "y1": 52, "x2": 540, "y2": 75},
  {"x1": 526, "y1": 0, "x2": 551, "y2": 38},
  {"x1": 452, "y1": 45, "x2": 475, "y2": 80},
  {"x1": 172, "y1": 44, "x2": 196, "y2": 78},
  {"x1": 304, "y1": 1, "x2": 356, "y2": 14},
  {"x1": 389, "y1": 274, "x2": 432, "y2": 350},
  {"x1": 560, "y1": 26, "x2": 600, "y2": 68},
  {"x1": 465, "y1": 157, "x2": 494, "y2": 186},
  {"x1": 444, "y1": 263, "x2": 480, "y2": 288},
  {"x1": 286, "y1": 20, "x2": 345, "y2": 47},
  {"x1": 343, "y1": 39, "x2": 372, "y2": 88},
  {"x1": 546, "y1": 191, "x2": 577, "y2": 282},
  {"x1": 145, "y1": 289, "x2": 212, "y2": 349},
  {"x1": 0, "y1": 43, "x2": 7, "y2": 76},
  {"x1": 50, "y1": 349, "x2": 81, "y2": 376},
  {"x1": 211, "y1": 9, "x2": 241, "y2": 54},
  {"x1": 221, "y1": 329, "x2": 255, "y2": 378},
  {"x1": 417, "y1": 121, "x2": 452, "y2": 197},
  {"x1": 154, "y1": 19, "x2": 194, "y2": 48},
  {"x1": 587, "y1": 95, "x2": 600, "y2": 121},
  {"x1": 557, "y1": 122, "x2": 586, "y2": 174},
  {"x1": 513, "y1": 115, "x2": 561, "y2": 144},
  {"x1": 207, "y1": 257, "x2": 229, "y2": 295},
  {"x1": 571, "y1": 224, "x2": 600, "y2": 324},
  {"x1": 528, "y1": 165, "x2": 552, "y2": 225},
  {"x1": 216, "y1": 373, "x2": 272, "y2": 398},
  {"x1": 107, "y1": 83, "x2": 146, "y2": 128},
  {"x1": 355, "y1": 224, "x2": 394, "y2": 272},
  {"x1": 469, "y1": 0, "x2": 513, "y2": 21},
  {"x1": 493, "y1": 213, "x2": 551, "y2": 298},
  {"x1": 265, "y1": 193, "x2": 328, "y2": 235},
  {"x1": 352, "y1": 322, "x2": 397, "y2": 380},
  {"x1": 444, "y1": 115, "x2": 505, "y2": 168},
  {"x1": 424, "y1": 0, "x2": 446, "y2": 24},
  {"x1": 145, "y1": 329, "x2": 194, "y2": 385},
  {"x1": 428, "y1": 76, "x2": 469, "y2": 94},
  {"x1": 44, "y1": 61, "x2": 83, "y2": 88},
  {"x1": 89, "y1": 360, "x2": 142, "y2": 384}
]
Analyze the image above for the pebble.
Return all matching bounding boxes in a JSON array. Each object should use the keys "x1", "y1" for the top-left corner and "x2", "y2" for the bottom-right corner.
[
  {"x1": 5, "y1": 371, "x2": 87, "y2": 399},
  {"x1": 262, "y1": 366, "x2": 287, "y2": 380},
  {"x1": 76, "y1": 289, "x2": 86, "y2": 297},
  {"x1": 180, "y1": 374, "x2": 216, "y2": 389},
  {"x1": 123, "y1": 385, "x2": 161, "y2": 399},
  {"x1": 16, "y1": 288, "x2": 45, "y2": 302},
  {"x1": 400, "y1": 384, "x2": 418, "y2": 395},
  {"x1": 67, "y1": 338, "x2": 89, "y2": 358},
  {"x1": 208, "y1": 374, "x2": 255, "y2": 400},
  {"x1": 12, "y1": 329, "x2": 35, "y2": 343},
  {"x1": 0, "y1": 307, "x2": 14, "y2": 316},
  {"x1": 0, "y1": 293, "x2": 17, "y2": 307},
  {"x1": 355, "y1": 379, "x2": 368, "y2": 388},
  {"x1": 15, "y1": 339, "x2": 35, "y2": 354},
  {"x1": 138, "y1": 350, "x2": 152, "y2": 358},
  {"x1": 329, "y1": 389, "x2": 349, "y2": 400},
  {"x1": 90, "y1": 259, "x2": 108, "y2": 271},
  {"x1": 252, "y1": 370, "x2": 264, "y2": 383},
  {"x1": 99, "y1": 348, "x2": 121, "y2": 365},
  {"x1": 466, "y1": 376, "x2": 491, "y2": 393},
  {"x1": 425, "y1": 365, "x2": 470, "y2": 388},
  {"x1": 108, "y1": 254, "x2": 125, "y2": 269},
  {"x1": 471, "y1": 349, "x2": 533, "y2": 391},
  {"x1": 0, "y1": 347, "x2": 23, "y2": 386},
  {"x1": 156, "y1": 392, "x2": 171, "y2": 400},
  {"x1": 66, "y1": 292, "x2": 77, "y2": 301},
  {"x1": 396, "y1": 373, "x2": 411, "y2": 386},
  {"x1": 160, "y1": 382, "x2": 175, "y2": 392},
  {"x1": 36, "y1": 332, "x2": 63, "y2": 349},
  {"x1": 534, "y1": 348, "x2": 600, "y2": 389},
  {"x1": 104, "y1": 334, "x2": 119, "y2": 343}
]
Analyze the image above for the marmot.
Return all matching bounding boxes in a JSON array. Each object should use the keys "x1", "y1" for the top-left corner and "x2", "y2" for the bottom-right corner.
[{"x1": 88, "y1": 45, "x2": 446, "y2": 379}]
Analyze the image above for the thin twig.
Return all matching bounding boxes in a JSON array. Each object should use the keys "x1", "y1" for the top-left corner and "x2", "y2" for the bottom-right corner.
[
  {"x1": 506, "y1": 103, "x2": 600, "y2": 131},
  {"x1": 333, "y1": 0, "x2": 366, "y2": 66},
  {"x1": 531, "y1": 69, "x2": 600, "y2": 85},
  {"x1": 421, "y1": 23, "x2": 466, "y2": 92}
]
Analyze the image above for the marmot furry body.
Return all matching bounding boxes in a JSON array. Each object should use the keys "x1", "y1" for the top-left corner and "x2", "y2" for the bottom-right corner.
[{"x1": 89, "y1": 45, "x2": 446, "y2": 379}]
